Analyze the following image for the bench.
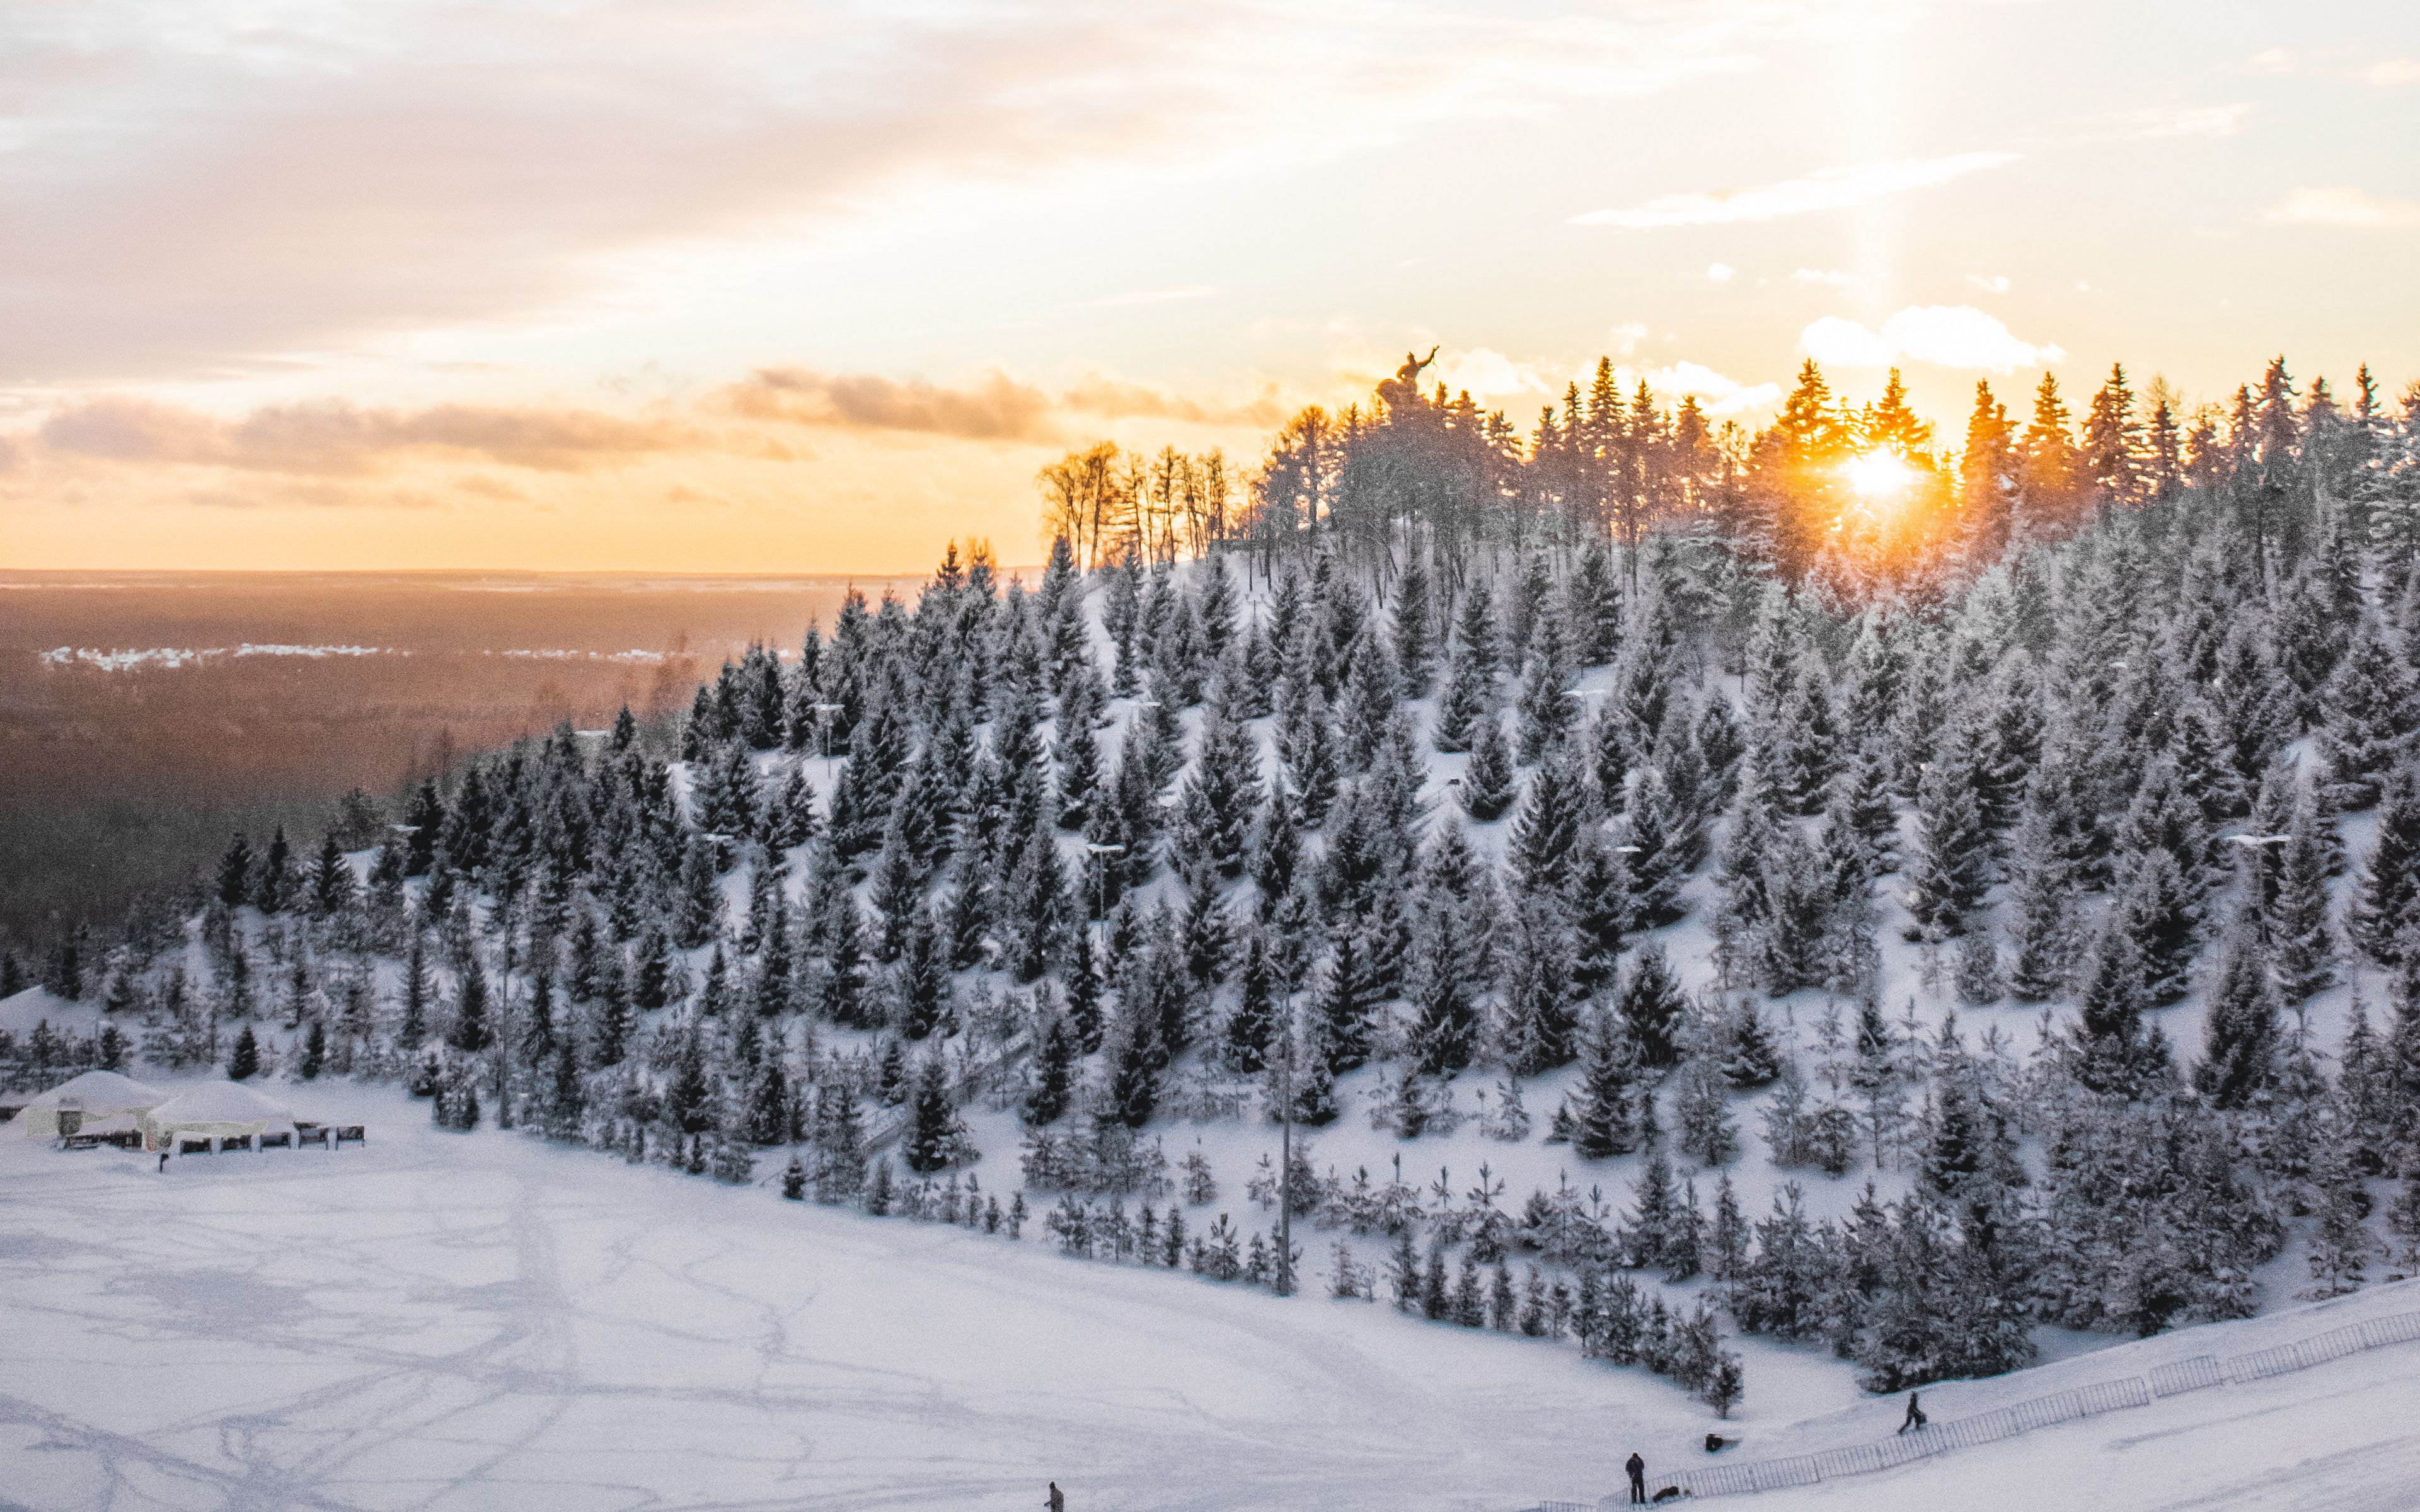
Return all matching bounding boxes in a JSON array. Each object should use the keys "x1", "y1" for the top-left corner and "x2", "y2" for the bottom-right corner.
[
  {"x1": 297, "y1": 1126, "x2": 331, "y2": 1148},
  {"x1": 61, "y1": 1133, "x2": 102, "y2": 1150},
  {"x1": 334, "y1": 1125, "x2": 367, "y2": 1146},
  {"x1": 258, "y1": 1130, "x2": 293, "y2": 1149}
]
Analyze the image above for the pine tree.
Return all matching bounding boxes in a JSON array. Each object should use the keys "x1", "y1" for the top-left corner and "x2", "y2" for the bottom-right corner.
[
  {"x1": 2351, "y1": 764, "x2": 2420, "y2": 965},
  {"x1": 1023, "y1": 1013, "x2": 1075, "y2": 1127},
  {"x1": 1175, "y1": 692, "x2": 1261, "y2": 878},
  {"x1": 2196, "y1": 925, "x2": 2281, "y2": 1111},
  {"x1": 1617, "y1": 943, "x2": 1687, "y2": 1068},
  {"x1": 2319, "y1": 616, "x2": 2415, "y2": 811},
  {"x1": 1509, "y1": 743, "x2": 1586, "y2": 896},
  {"x1": 1675, "y1": 1058, "x2": 1741, "y2": 1166},
  {"x1": 1496, "y1": 892, "x2": 1577, "y2": 1076},
  {"x1": 228, "y1": 1023, "x2": 260, "y2": 1080},
  {"x1": 1563, "y1": 1009, "x2": 1642, "y2": 1159},
  {"x1": 448, "y1": 962, "x2": 493, "y2": 1053},
  {"x1": 1458, "y1": 710, "x2": 1518, "y2": 821},
  {"x1": 2068, "y1": 925, "x2": 2170, "y2": 1099},
  {"x1": 1903, "y1": 727, "x2": 1990, "y2": 939},
  {"x1": 2268, "y1": 779, "x2": 2337, "y2": 1002},
  {"x1": 903, "y1": 1055, "x2": 965, "y2": 1174},
  {"x1": 1224, "y1": 932, "x2": 1278, "y2": 1074}
]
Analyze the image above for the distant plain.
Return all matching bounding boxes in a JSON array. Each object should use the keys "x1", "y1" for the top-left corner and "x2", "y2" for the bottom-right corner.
[{"x1": 0, "y1": 570, "x2": 927, "y2": 949}]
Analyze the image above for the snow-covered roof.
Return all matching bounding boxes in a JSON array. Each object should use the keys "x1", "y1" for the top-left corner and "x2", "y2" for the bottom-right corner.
[
  {"x1": 22, "y1": 1068, "x2": 165, "y2": 1112},
  {"x1": 147, "y1": 1081, "x2": 294, "y2": 1126}
]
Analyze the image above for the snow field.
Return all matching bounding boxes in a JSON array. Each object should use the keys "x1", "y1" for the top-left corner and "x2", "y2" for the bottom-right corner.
[{"x1": 2, "y1": 1080, "x2": 1734, "y2": 1512}]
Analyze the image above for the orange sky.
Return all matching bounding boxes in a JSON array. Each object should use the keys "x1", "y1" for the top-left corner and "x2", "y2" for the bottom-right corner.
[{"x1": 3, "y1": 0, "x2": 2416, "y2": 573}]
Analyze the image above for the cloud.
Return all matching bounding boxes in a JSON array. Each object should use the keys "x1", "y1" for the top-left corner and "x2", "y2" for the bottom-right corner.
[
  {"x1": 2245, "y1": 47, "x2": 2296, "y2": 74},
  {"x1": 1705, "y1": 263, "x2": 1736, "y2": 284},
  {"x1": 1967, "y1": 273, "x2": 2011, "y2": 294},
  {"x1": 2369, "y1": 59, "x2": 2420, "y2": 86},
  {"x1": 1801, "y1": 306, "x2": 2063, "y2": 373},
  {"x1": 2264, "y1": 185, "x2": 2420, "y2": 227},
  {"x1": 1059, "y1": 374, "x2": 1289, "y2": 428},
  {"x1": 1430, "y1": 348, "x2": 1553, "y2": 401},
  {"x1": 2123, "y1": 103, "x2": 2250, "y2": 139},
  {"x1": 38, "y1": 396, "x2": 699, "y2": 474},
  {"x1": 2, "y1": 0, "x2": 1870, "y2": 386},
  {"x1": 1642, "y1": 362, "x2": 1779, "y2": 417},
  {"x1": 724, "y1": 369, "x2": 1060, "y2": 443},
  {"x1": 723, "y1": 365, "x2": 1285, "y2": 441},
  {"x1": 1089, "y1": 286, "x2": 1217, "y2": 307},
  {"x1": 1790, "y1": 268, "x2": 1861, "y2": 289},
  {"x1": 1571, "y1": 152, "x2": 2016, "y2": 229},
  {"x1": 1608, "y1": 323, "x2": 1649, "y2": 357}
]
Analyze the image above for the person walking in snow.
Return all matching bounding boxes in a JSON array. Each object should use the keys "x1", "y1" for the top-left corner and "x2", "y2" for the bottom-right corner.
[
  {"x1": 1898, "y1": 1391, "x2": 1926, "y2": 1435},
  {"x1": 1045, "y1": 1480, "x2": 1064, "y2": 1512},
  {"x1": 1625, "y1": 1452, "x2": 1647, "y2": 1504}
]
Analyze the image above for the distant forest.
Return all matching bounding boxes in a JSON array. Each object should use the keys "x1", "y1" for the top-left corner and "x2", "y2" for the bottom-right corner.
[{"x1": 1036, "y1": 350, "x2": 2395, "y2": 602}]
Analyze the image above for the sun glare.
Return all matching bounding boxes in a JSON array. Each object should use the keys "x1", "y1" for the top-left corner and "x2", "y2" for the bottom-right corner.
[{"x1": 1842, "y1": 449, "x2": 1916, "y2": 502}]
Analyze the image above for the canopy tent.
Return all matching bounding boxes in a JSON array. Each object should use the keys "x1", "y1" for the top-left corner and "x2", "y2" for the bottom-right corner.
[
  {"x1": 142, "y1": 1081, "x2": 296, "y2": 1152},
  {"x1": 16, "y1": 1069, "x2": 166, "y2": 1139}
]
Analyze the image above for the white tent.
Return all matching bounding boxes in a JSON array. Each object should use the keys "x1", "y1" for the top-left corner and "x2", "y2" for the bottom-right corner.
[
  {"x1": 142, "y1": 1081, "x2": 296, "y2": 1152},
  {"x1": 16, "y1": 1069, "x2": 166, "y2": 1139}
]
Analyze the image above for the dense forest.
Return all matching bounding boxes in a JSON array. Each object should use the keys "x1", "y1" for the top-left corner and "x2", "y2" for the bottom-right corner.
[{"x1": 11, "y1": 348, "x2": 2420, "y2": 1415}]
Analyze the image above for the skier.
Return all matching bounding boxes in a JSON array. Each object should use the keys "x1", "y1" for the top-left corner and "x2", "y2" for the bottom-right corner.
[
  {"x1": 1625, "y1": 1452, "x2": 1647, "y2": 1505},
  {"x1": 1897, "y1": 1390, "x2": 1926, "y2": 1435},
  {"x1": 158, "y1": 1149, "x2": 170, "y2": 1173},
  {"x1": 1046, "y1": 1480, "x2": 1064, "y2": 1512}
]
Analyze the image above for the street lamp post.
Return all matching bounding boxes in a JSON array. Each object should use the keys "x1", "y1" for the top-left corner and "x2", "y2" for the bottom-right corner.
[
  {"x1": 2226, "y1": 832, "x2": 2291, "y2": 941},
  {"x1": 1277, "y1": 986, "x2": 1296, "y2": 1297},
  {"x1": 810, "y1": 702, "x2": 844, "y2": 763}
]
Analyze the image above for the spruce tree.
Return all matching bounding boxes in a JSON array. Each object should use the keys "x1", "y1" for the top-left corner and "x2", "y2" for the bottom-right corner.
[
  {"x1": 1458, "y1": 710, "x2": 1518, "y2": 821},
  {"x1": 2351, "y1": 763, "x2": 2420, "y2": 965},
  {"x1": 1496, "y1": 893, "x2": 1578, "y2": 1076},
  {"x1": 228, "y1": 1023, "x2": 260, "y2": 1081},
  {"x1": 2196, "y1": 925, "x2": 2281, "y2": 1110},
  {"x1": 2268, "y1": 779, "x2": 2337, "y2": 1001},
  {"x1": 1902, "y1": 727, "x2": 1990, "y2": 939},
  {"x1": 1617, "y1": 943, "x2": 1687, "y2": 1068},
  {"x1": 903, "y1": 1055, "x2": 965, "y2": 1174},
  {"x1": 1563, "y1": 1009, "x2": 1642, "y2": 1159}
]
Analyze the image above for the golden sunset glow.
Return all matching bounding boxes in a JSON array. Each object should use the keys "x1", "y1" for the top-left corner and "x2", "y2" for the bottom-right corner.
[
  {"x1": 1842, "y1": 449, "x2": 1919, "y2": 503},
  {"x1": 3, "y1": 2, "x2": 2416, "y2": 573}
]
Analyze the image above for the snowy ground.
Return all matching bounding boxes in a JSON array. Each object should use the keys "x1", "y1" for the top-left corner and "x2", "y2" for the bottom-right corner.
[
  {"x1": 2, "y1": 1081, "x2": 1724, "y2": 1512},
  {"x1": 1756, "y1": 1322, "x2": 2420, "y2": 1512},
  {"x1": 9, "y1": 1088, "x2": 2420, "y2": 1512}
]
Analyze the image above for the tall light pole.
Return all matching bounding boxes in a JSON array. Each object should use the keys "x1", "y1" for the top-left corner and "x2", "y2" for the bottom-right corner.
[
  {"x1": 1277, "y1": 987, "x2": 1296, "y2": 1297},
  {"x1": 1083, "y1": 842, "x2": 1126, "y2": 929}
]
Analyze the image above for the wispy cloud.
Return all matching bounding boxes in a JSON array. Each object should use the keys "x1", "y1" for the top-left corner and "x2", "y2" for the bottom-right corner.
[
  {"x1": 1089, "y1": 285, "x2": 1218, "y2": 308},
  {"x1": 1801, "y1": 306, "x2": 2063, "y2": 373},
  {"x1": 1644, "y1": 362, "x2": 1778, "y2": 416},
  {"x1": 2124, "y1": 103, "x2": 2250, "y2": 139},
  {"x1": 1790, "y1": 268, "x2": 1862, "y2": 290},
  {"x1": 1966, "y1": 273, "x2": 2010, "y2": 294},
  {"x1": 1705, "y1": 263, "x2": 1736, "y2": 284},
  {"x1": 2368, "y1": 59, "x2": 2420, "y2": 86},
  {"x1": 1571, "y1": 152, "x2": 2016, "y2": 229},
  {"x1": 38, "y1": 397, "x2": 701, "y2": 474},
  {"x1": 722, "y1": 369, "x2": 1061, "y2": 443},
  {"x1": 3, "y1": 0, "x2": 1867, "y2": 387},
  {"x1": 2264, "y1": 185, "x2": 2420, "y2": 228}
]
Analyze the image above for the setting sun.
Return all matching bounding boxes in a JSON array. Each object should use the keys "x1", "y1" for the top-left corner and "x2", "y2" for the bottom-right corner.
[{"x1": 1842, "y1": 447, "x2": 1919, "y2": 502}]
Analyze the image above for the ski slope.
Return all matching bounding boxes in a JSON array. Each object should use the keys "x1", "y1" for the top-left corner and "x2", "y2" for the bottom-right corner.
[
  {"x1": 0, "y1": 1082, "x2": 1719, "y2": 1512},
  {"x1": 8, "y1": 1079, "x2": 2417, "y2": 1512}
]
